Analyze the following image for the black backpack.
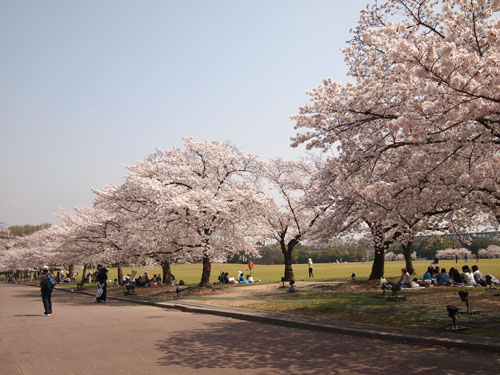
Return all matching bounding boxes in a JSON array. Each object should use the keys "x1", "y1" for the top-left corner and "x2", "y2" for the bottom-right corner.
[{"x1": 45, "y1": 274, "x2": 56, "y2": 289}]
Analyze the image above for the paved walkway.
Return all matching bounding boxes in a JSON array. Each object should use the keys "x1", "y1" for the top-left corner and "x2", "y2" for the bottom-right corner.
[{"x1": 1, "y1": 283, "x2": 499, "y2": 374}]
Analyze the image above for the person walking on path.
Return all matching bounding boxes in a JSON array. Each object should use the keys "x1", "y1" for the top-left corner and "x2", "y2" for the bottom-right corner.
[
  {"x1": 95, "y1": 264, "x2": 108, "y2": 303},
  {"x1": 308, "y1": 258, "x2": 314, "y2": 278},
  {"x1": 39, "y1": 266, "x2": 55, "y2": 316}
]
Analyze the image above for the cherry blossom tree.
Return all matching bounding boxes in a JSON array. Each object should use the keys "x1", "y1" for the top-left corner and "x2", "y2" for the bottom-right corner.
[
  {"x1": 0, "y1": 222, "x2": 12, "y2": 273},
  {"x1": 0, "y1": 222, "x2": 9, "y2": 240},
  {"x1": 435, "y1": 247, "x2": 472, "y2": 259},
  {"x1": 2, "y1": 225, "x2": 61, "y2": 277},
  {"x1": 263, "y1": 158, "x2": 330, "y2": 281},
  {"x1": 292, "y1": 0, "x2": 500, "y2": 277},
  {"x1": 479, "y1": 244, "x2": 500, "y2": 258},
  {"x1": 292, "y1": 0, "x2": 500, "y2": 216},
  {"x1": 55, "y1": 207, "x2": 127, "y2": 283},
  {"x1": 97, "y1": 138, "x2": 268, "y2": 287},
  {"x1": 92, "y1": 182, "x2": 199, "y2": 284}
]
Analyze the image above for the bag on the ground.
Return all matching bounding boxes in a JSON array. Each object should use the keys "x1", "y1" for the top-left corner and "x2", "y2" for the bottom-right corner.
[{"x1": 46, "y1": 274, "x2": 56, "y2": 289}]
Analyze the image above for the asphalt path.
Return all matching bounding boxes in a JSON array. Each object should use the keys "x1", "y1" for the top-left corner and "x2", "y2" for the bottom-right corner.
[{"x1": 1, "y1": 283, "x2": 499, "y2": 375}]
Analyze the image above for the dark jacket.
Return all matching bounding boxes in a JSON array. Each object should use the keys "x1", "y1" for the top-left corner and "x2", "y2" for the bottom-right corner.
[
  {"x1": 97, "y1": 268, "x2": 108, "y2": 284},
  {"x1": 40, "y1": 272, "x2": 50, "y2": 292}
]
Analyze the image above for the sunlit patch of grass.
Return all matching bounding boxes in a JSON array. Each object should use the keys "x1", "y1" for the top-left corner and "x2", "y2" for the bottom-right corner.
[{"x1": 239, "y1": 290, "x2": 500, "y2": 338}]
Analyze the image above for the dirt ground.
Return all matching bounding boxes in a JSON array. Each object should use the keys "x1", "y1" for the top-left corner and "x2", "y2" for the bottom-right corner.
[{"x1": 108, "y1": 280, "x2": 344, "y2": 307}]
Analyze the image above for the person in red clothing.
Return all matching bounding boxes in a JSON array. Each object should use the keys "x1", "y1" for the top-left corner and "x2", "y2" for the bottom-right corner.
[
  {"x1": 476, "y1": 253, "x2": 480, "y2": 263},
  {"x1": 248, "y1": 260, "x2": 254, "y2": 274}
]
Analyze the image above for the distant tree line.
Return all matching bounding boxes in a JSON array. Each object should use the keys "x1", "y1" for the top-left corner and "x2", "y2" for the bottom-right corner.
[
  {"x1": 229, "y1": 236, "x2": 500, "y2": 265},
  {"x1": 9, "y1": 224, "x2": 50, "y2": 237}
]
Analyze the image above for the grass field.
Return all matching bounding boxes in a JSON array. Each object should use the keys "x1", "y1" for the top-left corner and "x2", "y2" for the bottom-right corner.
[{"x1": 81, "y1": 258, "x2": 500, "y2": 285}]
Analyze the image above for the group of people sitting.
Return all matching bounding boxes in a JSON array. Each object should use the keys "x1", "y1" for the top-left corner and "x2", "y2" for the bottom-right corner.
[
  {"x1": 217, "y1": 271, "x2": 255, "y2": 284},
  {"x1": 396, "y1": 259, "x2": 498, "y2": 288},
  {"x1": 136, "y1": 272, "x2": 163, "y2": 288}
]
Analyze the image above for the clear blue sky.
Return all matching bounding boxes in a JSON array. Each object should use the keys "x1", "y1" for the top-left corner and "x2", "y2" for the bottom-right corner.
[{"x1": 0, "y1": 0, "x2": 370, "y2": 225}]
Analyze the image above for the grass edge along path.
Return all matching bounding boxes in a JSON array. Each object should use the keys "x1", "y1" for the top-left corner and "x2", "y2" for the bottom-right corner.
[{"x1": 56, "y1": 258, "x2": 500, "y2": 286}]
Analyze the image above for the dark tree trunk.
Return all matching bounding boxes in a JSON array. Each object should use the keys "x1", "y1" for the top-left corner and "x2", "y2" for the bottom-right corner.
[
  {"x1": 402, "y1": 242, "x2": 415, "y2": 275},
  {"x1": 281, "y1": 236, "x2": 298, "y2": 282},
  {"x1": 161, "y1": 260, "x2": 172, "y2": 286},
  {"x1": 68, "y1": 264, "x2": 74, "y2": 279},
  {"x1": 199, "y1": 255, "x2": 211, "y2": 287},
  {"x1": 369, "y1": 242, "x2": 387, "y2": 280},
  {"x1": 117, "y1": 267, "x2": 123, "y2": 286},
  {"x1": 81, "y1": 264, "x2": 88, "y2": 284},
  {"x1": 365, "y1": 219, "x2": 398, "y2": 280},
  {"x1": 283, "y1": 250, "x2": 295, "y2": 282}
]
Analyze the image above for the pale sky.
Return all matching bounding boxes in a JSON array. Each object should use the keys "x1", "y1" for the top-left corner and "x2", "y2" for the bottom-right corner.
[{"x1": 0, "y1": 0, "x2": 370, "y2": 225}]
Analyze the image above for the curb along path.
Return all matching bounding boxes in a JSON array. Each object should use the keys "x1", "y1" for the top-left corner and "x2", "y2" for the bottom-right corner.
[{"x1": 12, "y1": 282, "x2": 500, "y2": 353}]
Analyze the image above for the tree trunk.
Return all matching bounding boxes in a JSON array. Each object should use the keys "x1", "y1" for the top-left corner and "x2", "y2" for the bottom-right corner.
[
  {"x1": 117, "y1": 267, "x2": 123, "y2": 286},
  {"x1": 369, "y1": 242, "x2": 386, "y2": 280},
  {"x1": 161, "y1": 260, "x2": 172, "y2": 286},
  {"x1": 68, "y1": 264, "x2": 74, "y2": 279},
  {"x1": 199, "y1": 255, "x2": 211, "y2": 287},
  {"x1": 402, "y1": 242, "x2": 415, "y2": 275},
  {"x1": 281, "y1": 237, "x2": 298, "y2": 282},
  {"x1": 81, "y1": 264, "x2": 88, "y2": 284},
  {"x1": 283, "y1": 250, "x2": 294, "y2": 281}
]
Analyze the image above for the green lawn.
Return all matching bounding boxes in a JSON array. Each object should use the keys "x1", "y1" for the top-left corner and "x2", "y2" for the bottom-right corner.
[{"x1": 79, "y1": 258, "x2": 500, "y2": 285}]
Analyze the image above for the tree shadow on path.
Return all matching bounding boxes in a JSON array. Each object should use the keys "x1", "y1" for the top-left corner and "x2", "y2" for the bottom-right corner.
[{"x1": 156, "y1": 320, "x2": 500, "y2": 375}]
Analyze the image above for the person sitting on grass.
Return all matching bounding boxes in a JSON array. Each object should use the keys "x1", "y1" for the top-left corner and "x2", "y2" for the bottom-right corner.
[
  {"x1": 397, "y1": 268, "x2": 412, "y2": 288},
  {"x1": 471, "y1": 265, "x2": 487, "y2": 286},
  {"x1": 422, "y1": 266, "x2": 436, "y2": 286},
  {"x1": 124, "y1": 275, "x2": 136, "y2": 294},
  {"x1": 429, "y1": 258, "x2": 439, "y2": 273},
  {"x1": 436, "y1": 268, "x2": 450, "y2": 286},
  {"x1": 245, "y1": 274, "x2": 254, "y2": 283},
  {"x1": 218, "y1": 271, "x2": 225, "y2": 284},
  {"x1": 141, "y1": 272, "x2": 150, "y2": 287},
  {"x1": 150, "y1": 275, "x2": 158, "y2": 287},
  {"x1": 461, "y1": 265, "x2": 477, "y2": 286},
  {"x1": 238, "y1": 272, "x2": 245, "y2": 284},
  {"x1": 448, "y1": 267, "x2": 462, "y2": 285},
  {"x1": 135, "y1": 276, "x2": 144, "y2": 288}
]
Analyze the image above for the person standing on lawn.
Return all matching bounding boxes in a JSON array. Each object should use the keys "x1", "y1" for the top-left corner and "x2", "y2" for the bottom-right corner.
[
  {"x1": 39, "y1": 266, "x2": 55, "y2": 316},
  {"x1": 248, "y1": 260, "x2": 254, "y2": 274},
  {"x1": 96, "y1": 264, "x2": 108, "y2": 303},
  {"x1": 308, "y1": 258, "x2": 314, "y2": 278}
]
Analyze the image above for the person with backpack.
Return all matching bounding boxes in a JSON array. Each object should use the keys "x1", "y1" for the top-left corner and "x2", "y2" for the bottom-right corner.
[{"x1": 39, "y1": 266, "x2": 55, "y2": 316}]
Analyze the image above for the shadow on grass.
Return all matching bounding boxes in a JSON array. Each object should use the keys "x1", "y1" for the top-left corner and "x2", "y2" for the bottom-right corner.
[{"x1": 155, "y1": 320, "x2": 500, "y2": 375}]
